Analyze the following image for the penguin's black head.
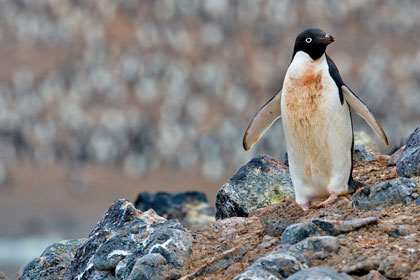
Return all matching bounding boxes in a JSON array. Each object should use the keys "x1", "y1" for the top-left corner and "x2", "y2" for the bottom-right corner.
[{"x1": 293, "y1": 28, "x2": 335, "y2": 60}]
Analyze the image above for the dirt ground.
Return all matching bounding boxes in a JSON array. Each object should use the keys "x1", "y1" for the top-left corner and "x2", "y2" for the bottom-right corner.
[{"x1": 176, "y1": 157, "x2": 420, "y2": 279}]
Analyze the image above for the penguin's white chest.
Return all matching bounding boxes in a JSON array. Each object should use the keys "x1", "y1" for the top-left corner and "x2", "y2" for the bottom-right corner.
[{"x1": 281, "y1": 52, "x2": 352, "y2": 204}]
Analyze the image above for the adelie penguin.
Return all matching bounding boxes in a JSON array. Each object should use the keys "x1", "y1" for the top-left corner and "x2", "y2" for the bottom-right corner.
[{"x1": 243, "y1": 28, "x2": 389, "y2": 211}]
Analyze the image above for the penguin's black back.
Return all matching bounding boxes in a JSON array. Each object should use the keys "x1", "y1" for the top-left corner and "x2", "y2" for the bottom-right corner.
[{"x1": 326, "y1": 55, "x2": 344, "y2": 105}]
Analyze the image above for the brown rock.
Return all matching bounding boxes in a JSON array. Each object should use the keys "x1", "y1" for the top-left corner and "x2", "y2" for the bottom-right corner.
[{"x1": 379, "y1": 255, "x2": 412, "y2": 279}]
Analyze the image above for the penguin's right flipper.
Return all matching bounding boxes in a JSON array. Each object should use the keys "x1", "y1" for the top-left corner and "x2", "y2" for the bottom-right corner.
[
  {"x1": 243, "y1": 90, "x2": 282, "y2": 151},
  {"x1": 342, "y1": 85, "x2": 389, "y2": 146}
]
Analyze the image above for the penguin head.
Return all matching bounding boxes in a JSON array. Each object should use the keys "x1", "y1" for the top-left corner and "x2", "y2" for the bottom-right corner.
[{"x1": 293, "y1": 28, "x2": 335, "y2": 60}]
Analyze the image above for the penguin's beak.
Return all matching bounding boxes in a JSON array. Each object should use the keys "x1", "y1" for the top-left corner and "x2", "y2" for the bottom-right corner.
[{"x1": 324, "y1": 34, "x2": 335, "y2": 44}]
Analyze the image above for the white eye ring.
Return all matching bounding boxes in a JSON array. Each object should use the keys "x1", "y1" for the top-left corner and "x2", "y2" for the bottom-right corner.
[{"x1": 305, "y1": 37, "x2": 312, "y2": 43}]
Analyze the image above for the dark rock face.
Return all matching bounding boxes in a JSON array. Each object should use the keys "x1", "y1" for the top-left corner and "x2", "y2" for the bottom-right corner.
[
  {"x1": 64, "y1": 199, "x2": 193, "y2": 280},
  {"x1": 216, "y1": 155, "x2": 294, "y2": 219},
  {"x1": 280, "y1": 222, "x2": 321, "y2": 245},
  {"x1": 134, "y1": 191, "x2": 215, "y2": 227},
  {"x1": 287, "y1": 267, "x2": 353, "y2": 280},
  {"x1": 397, "y1": 127, "x2": 420, "y2": 177},
  {"x1": 233, "y1": 248, "x2": 309, "y2": 280},
  {"x1": 352, "y1": 178, "x2": 419, "y2": 210},
  {"x1": 20, "y1": 238, "x2": 86, "y2": 280}
]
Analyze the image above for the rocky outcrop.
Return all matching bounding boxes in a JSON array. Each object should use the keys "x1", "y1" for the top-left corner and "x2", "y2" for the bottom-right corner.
[
  {"x1": 215, "y1": 155, "x2": 294, "y2": 219},
  {"x1": 397, "y1": 127, "x2": 420, "y2": 177},
  {"x1": 134, "y1": 191, "x2": 215, "y2": 227},
  {"x1": 20, "y1": 239, "x2": 86, "y2": 280},
  {"x1": 61, "y1": 199, "x2": 193, "y2": 280}
]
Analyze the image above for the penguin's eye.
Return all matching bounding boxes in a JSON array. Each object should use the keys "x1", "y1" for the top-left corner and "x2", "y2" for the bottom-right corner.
[{"x1": 305, "y1": 37, "x2": 312, "y2": 43}]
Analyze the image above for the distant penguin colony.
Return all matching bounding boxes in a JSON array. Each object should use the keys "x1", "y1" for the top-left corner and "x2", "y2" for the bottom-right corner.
[{"x1": 243, "y1": 28, "x2": 388, "y2": 210}]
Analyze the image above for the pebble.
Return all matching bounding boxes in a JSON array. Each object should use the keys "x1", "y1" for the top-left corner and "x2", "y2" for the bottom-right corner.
[{"x1": 259, "y1": 235, "x2": 281, "y2": 249}]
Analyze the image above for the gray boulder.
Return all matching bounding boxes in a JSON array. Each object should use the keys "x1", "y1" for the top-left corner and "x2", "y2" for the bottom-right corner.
[
  {"x1": 233, "y1": 248, "x2": 309, "y2": 280},
  {"x1": 126, "y1": 253, "x2": 169, "y2": 280},
  {"x1": 216, "y1": 155, "x2": 294, "y2": 219},
  {"x1": 397, "y1": 126, "x2": 420, "y2": 177},
  {"x1": 20, "y1": 238, "x2": 86, "y2": 280},
  {"x1": 352, "y1": 178, "x2": 419, "y2": 210},
  {"x1": 64, "y1": 199, "x2": 193, "y2": 280},
  {"x1": 287, "y1": 267, "x2": 353, "y2": 280},
  {"x1": 280, "y1": 222, "x2": 321, "y2": 245}
]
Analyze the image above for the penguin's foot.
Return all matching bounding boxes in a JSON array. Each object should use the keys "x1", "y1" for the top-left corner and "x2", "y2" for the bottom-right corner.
[
  {"x1": 299, "y1": 202, "x2": 310, "y2": 211},
  {"x1": 348, "y1": 179, "x2": 366, "y2": 194},
  {"x1": 314, "y1": 193, "x2": 338, "y2": 208}
]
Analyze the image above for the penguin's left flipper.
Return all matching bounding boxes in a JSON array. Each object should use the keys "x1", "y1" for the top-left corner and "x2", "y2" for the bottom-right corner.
[
  {"x1": 342, "y1": 85, "x2": 389, "y2": 146},
  {"x1": 243, "y1": 90, "x2": 282, "y2": 151}
]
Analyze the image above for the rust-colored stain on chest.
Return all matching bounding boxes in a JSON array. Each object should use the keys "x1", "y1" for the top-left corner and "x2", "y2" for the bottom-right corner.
[
  {"x1": 285, "y1": 68, "x2": 324, "y2": 125},
  {"x1": 285, "y1": 68, "x2": 324, "y2": 117},
  {"x1": 284, "y1": 67, "x2": 331, "y2": 177}
]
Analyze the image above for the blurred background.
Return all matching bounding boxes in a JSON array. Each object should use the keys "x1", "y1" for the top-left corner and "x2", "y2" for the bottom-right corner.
[{"x1": 0, "y1": 0, "x2": 420, "y2": 277}]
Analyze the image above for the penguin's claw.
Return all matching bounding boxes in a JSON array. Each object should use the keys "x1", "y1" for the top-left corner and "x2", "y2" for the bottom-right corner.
[{"x1": 315, "y1": 193, "x2": 338, "y2": 208}]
